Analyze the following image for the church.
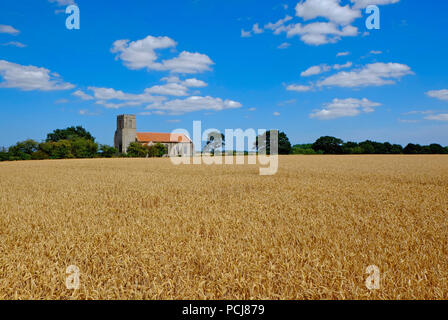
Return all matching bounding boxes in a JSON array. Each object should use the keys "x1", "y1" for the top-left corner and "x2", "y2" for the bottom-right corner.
[{"x1": 114, "y1": 114, "x2": 193, "y2": 156}]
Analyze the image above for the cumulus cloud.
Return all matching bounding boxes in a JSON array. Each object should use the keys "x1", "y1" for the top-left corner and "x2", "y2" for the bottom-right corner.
[
  {"x1": 333, "y1": 61, "x2": 353, "y2": 70},
  {"x1": 310, "y1": 98, "x2": 381, "y2": 120},
  {"x1": 241, "y1": 29, "x2": 252, "y2": 38},
  {"x1": 161, "y1": 51, "x2": 213, "y2": 74},
  {"x1": 277, "y1": 42, "x2": 291, "y2": 49},
  {"x1": 2, "y1": 41, "x2": 26, "y2": 48},
  {"x1": 146, "y1": 83, "x2": 189, "y2": 96},
  {"x1": 286, "y1": 84, "x2": 313, "y2": 92},
  {"x1": 182, "y1": 78, "x2": 208, "y2": 88},
  {"x1": 145, "y1": 96, "x2": 242, "y2": 115},
  {"x1": 318, "y1": 62, "x2": 413, "y2": 88},
  {"x1": 425, "y1": 114, "x2": 448, "y2": 121},
  {"x1": 283, "y1": 21, "x2": 358, "y2": 45},
  {"x1": 87, "y1": 86, "x2": 164, "y2": 104},
  {"x1": 337, "y1": 51, "x2": 350, "y2": 57},
  {"x1": 111, "y1": 35, "x2": 213, "y2": 74},
  {"x1": 296, "y1": 0, "x2": 361, "y2": 25},
  {"x1": 351, "y1": 0, "x2": 400, "y2": 9},
  {"x1": 0, "y1": 60, "x2": 74, "y2": 91},
  {"x1": 72, "y1": 89, "x2": 94, "y2": 100},
  {"x1": 252, "y1": 23, "x2": 264, "y2": 34},
  {"x1": 426, "y1": 89, "x2": 448, "y2": 101},
  {"x1": 0, "y1": 25, "x2": 20, "y2": 35},
  {"x1": 257, "y1": 0, "x2": 398, "y2": 46},
  {"x1": 265, "y1": 16, "x2": 293, "y2": 33},
  {"x1": 301, "y1": 62, "x2": 352, "y2": 77},
  {"x1": 48, "y1": 0, "x2": 75, "y2": 6}
]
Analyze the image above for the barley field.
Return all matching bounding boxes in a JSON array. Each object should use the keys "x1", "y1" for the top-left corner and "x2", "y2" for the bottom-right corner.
[{"x1": 0, "y1": 156, "x2": 447, "y2": 300}]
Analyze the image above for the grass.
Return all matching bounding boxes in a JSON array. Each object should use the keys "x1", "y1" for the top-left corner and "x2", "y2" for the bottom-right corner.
[{"x1": 0, "y1": 155, "x2": 447, "y2": 300}]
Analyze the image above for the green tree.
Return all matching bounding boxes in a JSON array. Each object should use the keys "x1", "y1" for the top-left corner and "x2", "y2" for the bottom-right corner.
[
  {"x1": 46, "y1": 126, "x2": 95, "y2": 142},
  {"x1": 8, "y1": 139, "x2": 39, "y2": 160},
  {"x1": 0, "y1": 147, "x2": 9, "y2": 161},
  {"x1": 70, "y1": 138, "x2": 98, "y2": 158},
  {"x1": 428, "y1": 144, "x2": 447, "y2": 154},
  {"x1": 127, "y1": 142, "x2": 148, "y2": 158},
  {"x1": 312, "y1": 136, "x2": 343, "y2": 154},
  {"x1": 204, "y1": 131, "x2": 225, "y2": 155},
  {"x1": 52, "y1": 140, "x2": 74, "y2": 159},
  {"x1": 147, "y1": 143, "x2": 167, "y2": 157},
  {"x1": 403, "y1": 143, "x2": 423, "y2": 154},
  {"x1": 342, "y1": 141, "x2": 359, "y2": 154},
  {"x1": 99, "y1": 145, "x2": 118, "y2": 158},
  {"x1": 31, "y1": 150, "x2": 50, "y2": 160},
  {"x1": 255, "y1": 130, "x2": 292, "y2": 155},
  {"x1": 292, "y1": 144, "x2": 318, "y2": 155}
]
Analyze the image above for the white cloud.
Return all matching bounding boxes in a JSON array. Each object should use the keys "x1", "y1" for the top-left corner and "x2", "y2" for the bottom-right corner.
[
  {"x1": 301, "y1": 64, "x2": 331, "y2": 77},
  {"x1": 333, "y1": 61, "x2": 353, "y2": 70},
  {"x1": 241, "y1": 29, "x2": 252, "y2": 38},
  {"x1": 284, "y1": 22, "x2": 358, "y2": 45},
  {"x1": 370, "y1": 50, "x2": 383, "y2": 55},
  {"x1": 0, "y1": 60, "x2": 74, "y2": 91},
  {"x1": 111, "y1": 35, "x2": 213, "y2": 74},
  {"x1": 258, "y1": 0, "x2": 398, "y2": 46},
  {"x1": 249, "y1": 107, "x2": 256, "y2": 111},
  {"x1": 48, "y1": 0, "x2": 75, "y2": 6},
  {"x1": 295, "y1": 0, "x2": 361, "y2": 25},
  {"x1": 310, "y1": 98, "x2": 381, "y2": 120},
  {"x1": 425, "y1": 114, "x2": 448, "y2": 121},
  {"x1": 160, "y1": 76, "x2": 207, "y2": 88},
  {"x1": 286, "y1": 84, "x2": 313, "y2": 92},
  {"x1": 301, "y1": 62, "x2": 352, "y2": 77},
  {"x1": 146, "y1": 83, "x2": 189, "y2": 96},
  {"x1": 337, "y1": 51, "x2": 350, "y2": 57},
  {"x1": 73, "y1": 89, "x2": 94, "y2": 100},
  {"x1": 2, "y1": 41, "x2": 26, "y2": 48},
  {"x1": 146, "y1": 96, "x2": 242, "y2": 115},
  {"x1": 273, "y1": 112, "x2": 281, "y2": 116},
  {"x1": 162, "y1": 51, "x2": 213, "y2": 74},
  {"x1": 265, "y1": 16, "x2": 293, "y2": 33},
  {"x1": 55, "y1": 99, "x2": 69, "y2": 104},
  {"x1": 277, "y1": 42, "x2": 291, "y2": 49},
  {"x1": 87, "y1": 86, "x2": 164, "y2": 104},
  {"x1": 318, "y1": 62, "x2": 413, "y2": 88},
  {"x1": 0, "y1": 25, "x2": 20, "y2": 35},
  {"x1": 95, "y1": 100, "x2": 143, "y2": 110},
  {"x1": 426, "y1": 89, "x2": 448, "y2": 101},
  {"x1": 183, "y1": 78, "x2": 207, "y2": 88},
  {"x1": 252, "y1": 23, "x2": 264, "y2": 34},
  {"x1": 351, "y1": 0, "x2": 400, "y2": 9}
]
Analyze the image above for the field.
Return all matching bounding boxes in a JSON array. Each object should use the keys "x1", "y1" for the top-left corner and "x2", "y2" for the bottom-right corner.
[{"x1": 0, "y1": 155, "x2": 447, "y2": 300}]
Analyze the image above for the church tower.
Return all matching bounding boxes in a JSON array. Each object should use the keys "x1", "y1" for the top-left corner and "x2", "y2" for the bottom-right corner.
[{"x1": 114, "y1": 114, "x2": 137, "y2": 153}]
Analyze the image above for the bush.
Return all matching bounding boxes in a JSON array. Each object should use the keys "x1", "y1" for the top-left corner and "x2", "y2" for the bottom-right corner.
[
  {"x1": 127, "y1": 142, "x2": 148, "y2": 158},
  {"x1": 70, "y1": 138, "x2": 98, "y2": 158},
  {"x1": 312, "y1": 136, "x2": 343, "y2": 154},
  {"x1": 148, "y1": 143, "x2": 167, "y2": 157},
  {"x1": 31, "y1": 150, "x2": 50, "y2": 160},
  {"x1": 99, "y1": 145, "x2": 118, "y2": 158}
]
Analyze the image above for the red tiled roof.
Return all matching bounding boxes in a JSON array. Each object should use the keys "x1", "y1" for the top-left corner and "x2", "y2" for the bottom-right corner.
[{"x1": 136, "y1": 132, "x2": 192, "y2": 143}]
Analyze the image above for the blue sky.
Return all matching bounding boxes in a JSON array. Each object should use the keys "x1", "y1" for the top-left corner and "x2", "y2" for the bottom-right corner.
[{"x1": 1, "y1": 0, "x2": 448, "y2": 147}]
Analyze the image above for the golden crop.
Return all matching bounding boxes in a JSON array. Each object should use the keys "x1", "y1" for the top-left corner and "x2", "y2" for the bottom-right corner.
[{"x1": 0, "y1": 156, "x2": 447, "y2": 300}]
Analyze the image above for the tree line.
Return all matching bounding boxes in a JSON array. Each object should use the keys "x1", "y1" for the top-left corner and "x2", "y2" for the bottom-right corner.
[
  {"x1": 1, "y1": 127, "x2": 447, "y2": 162},
  {"x1": 0, "y1": 126, "x2": 167, "y2": 162}
]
